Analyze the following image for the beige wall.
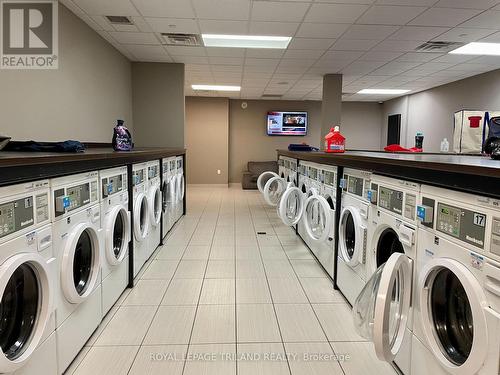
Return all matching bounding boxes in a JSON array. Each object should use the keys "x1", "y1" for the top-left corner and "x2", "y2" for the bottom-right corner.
[
  {"x1": 341, "y1": 102, "x2": 384, "y2": 150},
  {"x1": 382, "y1": 68, "x2": 500, "y2": 152},
  {"x1": 185, "y1": 97, "x2": 229, "y2": 184},
  {"x1": 0, "y1": 4, "x2": 132, "y2": 142},
  {"x1": 229, "y1": 99, "x2": 323, "y2": 183},
  {"x1": 132, "y1": 63, "x2": 185, "y2": 148}
]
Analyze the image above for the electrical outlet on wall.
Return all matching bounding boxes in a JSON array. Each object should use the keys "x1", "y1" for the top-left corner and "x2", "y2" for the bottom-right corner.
[{"x1": 217, "y1": 169, "x2": 221, "y2": 175}]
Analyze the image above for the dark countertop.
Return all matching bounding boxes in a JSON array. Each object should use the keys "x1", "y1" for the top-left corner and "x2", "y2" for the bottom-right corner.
[
  {"x1": 0, "y1": 147, "x2": 186, "y2": 185},
  {"x1": 278, "y1": 150, "x2": 500, "y2": 198}
]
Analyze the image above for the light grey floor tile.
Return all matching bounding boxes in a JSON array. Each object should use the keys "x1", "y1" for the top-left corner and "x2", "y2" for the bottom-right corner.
[
  {"x1": 173, "y1": 260, "x2": 207, "y2": 278},
  {"x1": 236, "y1": 278, "x2": 272, "y2": 304},
  {"x1": 143, "y1": 306, "x2": 197, "y2": 345},
  {"x1": 155, "y1": 244, "x2": 186, "y2": 260},
  {"x1": 236, "y1": 260, "x2": 266, "y2": 278},
  {"x1": 237, "y1": 343, "x2": 290, "y2": 375},
  {"x1": 128, "y1": 345, "x2": 187, "y2": 375},
  {"x1": 86, "y1": 304, "x2": 120, "y2": 346},
  {"x1": 65, "y1": 346, "x2": 90, "y2": 375},
  {"x1": 161, "y1": 278, "x2": 203, "y2": 305},
  {"x1": 291, "y1": 260, "x2": 328, "y2": 278},
  {"x1": 264, "y1": 260, "x2": 297, "y2": 278},
  {"x1": 191, "y1": 305, "x2": 236, "y2": 344},
  {"x1": 183, "y1": 343, "x2": 236, "y2": 375},
  {"x1": 73, "y1": 346, "x2": 139, "y2": 375},
  {"x1": 312, "y1": 304, "x2": 367, "y2": 342},
  {"x1": 268, "y1": 278, "x2": 308, "y2": 304},
  {"x1": 236, "y1": 246, "x2": 261, "y2": 260},
  {"x1": 210, "y1": 245, "x2": 236, "y2": 260},
  {"x1": 237, "y1": 304, "x2": 281, "y2": 343},
  {"x1": 199, "y1": 279, "x2": 235, "y2": 305},
  {"x1": 141, "y1": 260, "x2": 178, "y2": 280},
  {"x1": 95, "y1": 306, "x2": 157, "y2": 346},
  {"x1": 182, "y1": 245, "x2": 211, "y2": 260},
  {"x1": 299, "y1": 278, "x2": 345, "y2": 304},
  {"x1": 283, "y1": 245, "x2": 314, "y2": 260},
  {"x1": 274, "y1": 304, "x2": 327, "y2": 342},
  {"x1": 260, "y1": 246, "x2": 288, "y2": 260},
  {"x1": 123, "y1": 279, "x2": 169, "y2": 306},
  {"x1": 285, "y1": 342, "x2": 344, "y2": 375},
  {"x1": 331, "y1": 342, "x2": 397, "y2": 375},
  {"x1": 205, "y1": 260, "x2": 235, "y2": 278}
]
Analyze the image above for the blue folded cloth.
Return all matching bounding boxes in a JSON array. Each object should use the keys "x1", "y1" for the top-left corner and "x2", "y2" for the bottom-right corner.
[{"x1": 4, "y1": 140, "x2": 86, "y2": 153}]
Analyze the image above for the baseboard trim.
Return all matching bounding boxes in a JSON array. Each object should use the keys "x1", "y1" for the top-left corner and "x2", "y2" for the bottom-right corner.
[{"x1": 229, "y1": 182, "x2": 241, "y2": 188}]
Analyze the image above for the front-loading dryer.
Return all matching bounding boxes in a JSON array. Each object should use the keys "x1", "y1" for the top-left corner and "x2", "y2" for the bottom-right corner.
[
  {"x1": 146, "y1": 160, "x2": 162, "y2": 260},
  {"x1": 303, "y1": 164, "x2": 337, "y2": 279},
  {"x1": 51, "y1": 171, "x2": 102, "y2": 374},
  {"x1": 99, "y1": 166, "x2": 130, "y2": 318},
  {"x1": 0, "y1": 180, "x2": 57, "y2": 375},
  {"x1": 410, "y1": 185, "x2": 500, "y2": 375},
  {"x1": 352, "y1": 174, "x2": 420, "y2": 375},
  {"x1": 161, "y1": 157, "x2": 175, "y2": 238},
  {"x1": 132, "y1": 163, "x2": 149, "y2": 278},
  {"x1": 336, "y1": 168, "x2": 372, "y2": 306}
]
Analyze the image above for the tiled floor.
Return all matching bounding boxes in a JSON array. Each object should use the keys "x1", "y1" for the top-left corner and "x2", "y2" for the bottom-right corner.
[{"x1": 66, "y1": 186, "x2": 397, "y2": 375}]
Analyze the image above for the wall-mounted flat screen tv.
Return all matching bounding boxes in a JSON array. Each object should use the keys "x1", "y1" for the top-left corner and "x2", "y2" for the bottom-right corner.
[{"x1": 267, "y1": 111, "x2": 308, "y2": 136}]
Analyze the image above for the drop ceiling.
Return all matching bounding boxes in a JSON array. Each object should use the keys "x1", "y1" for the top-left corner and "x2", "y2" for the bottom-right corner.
[{"x1": 61, "y1": 0, "x2": 500, "y2": 101}]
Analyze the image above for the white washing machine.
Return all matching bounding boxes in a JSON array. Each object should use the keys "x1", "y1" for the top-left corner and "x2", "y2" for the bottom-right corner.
[
  {"x1": 132, "y1": 163, "x2": 149, "y2": 278},
  {"x1": 410, "y1": 185, "x2": 500, "y2": 375},
  {"x1": 0, "y1": 180, "x2": 57, "y2": 375},
  {"x1": 168, "y1": 158, "x2": 178, "y2": 227},
  {"x1": 278, "y1": 156, "x2": 287, "y2": 180},
  {"x1": 302, "y1": 164, "x2": 337, "y2": 279},
  {"x1": 352, "y1": 174, "x2": 420, "y2": 375},
  {"x1": 146, "y1": 160, "x2": 162, "y2": 260},
  {"x1": 289, "y1": 159, "x2": 297, "y2": 187},
  {"x1": 336, "y1": 168, "x2": 371, "y2": 306},
  {"x1": 174, "y1": 156, "x2": 185, "y2": 223},
  {"x1": 99, "y1": 166, "x2": 130, "y2": 318},
  {"x1": 51, "y1": 171, "x2": 102, "y2": 373},
  {"x1": 161, "y1": 157, "x2": 175, "y2": 238}
]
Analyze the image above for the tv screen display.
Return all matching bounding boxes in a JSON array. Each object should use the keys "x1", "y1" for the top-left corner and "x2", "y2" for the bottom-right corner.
[{"x1": 267, "y1": 111, "x2": 307, "y2": 136}]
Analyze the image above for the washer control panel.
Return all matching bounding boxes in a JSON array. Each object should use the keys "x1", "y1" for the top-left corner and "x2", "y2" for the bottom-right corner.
[
  {"x1": 436, "y1": 203, "x2": 485, "y2": 249},
  {"x1": 344, "y1": 174, "x2": 364, "y2": 198},
  {"x1": 324, "y1": 171, "x2": 335, "y2": 186},
  {"x1": 148, "y1": 165, "x2": 160, "y2": 179},
  {"x1": 102, "y1": 173, "x2": 125, "y2": 198},
  {"x1": 0, "y1": 197, "x2": 35, "y2": 238},
  {"x1": 308, "y1": 167, "x2": 318, "y2": 181},
  {"x1": 378, "y1": 186, "x2": 403, "y2": 215},
  {"x1": 133, "y1": 169, "x2": 145, "y2": 186}
]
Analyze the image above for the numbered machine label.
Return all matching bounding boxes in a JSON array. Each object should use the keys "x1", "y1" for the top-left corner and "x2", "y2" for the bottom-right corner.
[{"x1": 437, "y1": 203, "x2": 486, "y2": 249}]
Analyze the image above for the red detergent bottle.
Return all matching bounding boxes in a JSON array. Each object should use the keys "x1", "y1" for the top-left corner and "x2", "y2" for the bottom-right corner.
[{"x1": 325, "y1": 126, "x2": 346, "y2": 153}]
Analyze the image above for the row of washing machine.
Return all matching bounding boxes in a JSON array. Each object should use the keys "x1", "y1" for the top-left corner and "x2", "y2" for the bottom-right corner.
[
  {"x1": 0, "y1": 156, "x2": 184, "y2": 375},
  {"x1": 259, "y1": 156, "x2": 500, "y2": 375}
]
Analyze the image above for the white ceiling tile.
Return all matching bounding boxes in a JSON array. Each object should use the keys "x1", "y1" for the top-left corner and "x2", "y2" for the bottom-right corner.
[
  {"x1": 274, "y1": 65, "x2": 310, "y2": 73},
  {"x1": 192, "y1": 0, "x2": 251, "y2": 20},
  {"x1": 209, "y1": 57, "x2": 244, "y2": 65},
  {"x1": 395, "y1": 52, "x2": 442, "y2": 62},
  {"x1": 431, "y1": 54, "x2": 477, "y2": 63},
  {"x1": 312, "y1": 60, "x2": 351, "y2": 71},
  {"x1": 211, "y1": 65, "x2": 243, "y2": 72},
  {"x1": 72, "y1": 0, "x2": 140, "y2": 16},
  {"x1": 433, "y1": 28, "x2": 497, "y2": 43},
  {"x1": 242, "y1": 78, "x2": 271, "y2": 86},
  {"x1": 434, "y1": 0, "x2": 499, "y2": 9},
  {"x1": 130, "y1": 17, "x2": 153, "y2": 32},
  {"x1": 113, "y1": 23, "x2": 139, "y2": 32},
  {"x1": 321, "y1": 50, "x2": 365, "y2": 60},
  {"x1": 305, "y1": 3, "x2": 370, "y2": 23},
  {"x1": 283, "y1": 49, "x2": 325, "y2": 59},
  {"x1": 479, "y1": 30, "x2": 500, "y2": 42},
  {"x1": 370, "y1": 61, "x2": 422, "y2": 75},
  {"x1": 358, "y1": 51, "x2": 404, "y2": 62},
  {"x1": 278, "y1": 58, "x2": 316, "y2": 67},
  {"x1": 341, "y1": 25, "x2": 399, "y2": 40},
  {"x1": 198, "y1": 20, "x2": 249, "y2": 34},
  {"x1": 251, "y1": 1, "x2": 310, "y2": 22},
  {"x1": 296, "y1": 23, "x2": 350, "y2": 38},
  {"x1": 245, "y1": 58, "x2": 281, "y2": 67},
  {"x1": 410, "y1": 8, "x2": 482, "y2": 27},
  {"x1": 341, "y1": 60, "x2": 386, "y2": 74},
  {"x1": 90, "y1": 16, "x2": 114, "y2": 31},
  {"x1": 248, "y1": 21, "x2": 299, "y2": 36},
  {"x1": 131, "y1": 0, "x2": 195, "y2": 18},
  {"x1": 331, "y1": 39, "x2": 380, "y2": 51},
  {"x1": 375, "y1": 0, "x2": 438, "y2": 5},
  {"x1": 166, "y1": 46, "x2": 207, "y2": 56},
  {"x1": 109, "y1": 31, "x2": 158, "y2": 45},
  {"x1": 206, "y1": 47, "x2": 246, "y2": 57},
  {"x1": 468, "y1": 55, "x2": 500, "y2": 66},
  {"x1": 172, "y1": 56, "x2": 210, "y2": 64},
  {"x1": 288, "y1": 38, "x2": 335, "y2": 50},
  {"x1": 185, "y1": 64, "x2": 211, "y2": 71},
  {"x1": 145, "y1": 18, "x2": 199, "y2": 34},
  {"x1": 245, "y1": 49, "x2": 285, "y2": 58},
  {"x1": 125, "y1": 44, "x2": 171, "y2": 61},
  {"x1": 372, "y1": 39, "x2": 423, "y2": 51},
  {"x1": 459, "y1": 11, "x2": 500, "y2": 29},
  {"x1": 357, "y1": 6, "x2": 427, "y2": 25},
  {"x1": 415, "y1": 62, "x2": 455, "y2": 72},
  {"x1": 388, "y1": 26, "x2": 449, "y2": 41},
  {"x1": 244, "y1": 65, "x2": 278, "y2": 73}
]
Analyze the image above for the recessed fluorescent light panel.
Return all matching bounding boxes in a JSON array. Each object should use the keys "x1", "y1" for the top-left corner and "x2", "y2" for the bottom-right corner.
[
  {"x1": 202, "y1": 34, "x2": 291, "y2": 49},
  {"x1": 449, "y1": 42, "x2": 500, "y2": 56},
  {"x1": 358, "y1": 89, "x2": 411, "y2": 95},
  {"x1": 192, "y1": 85, "x2": 241, "y2": 91}
]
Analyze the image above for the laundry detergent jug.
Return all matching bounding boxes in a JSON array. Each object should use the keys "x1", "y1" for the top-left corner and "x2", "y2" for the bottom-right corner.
[{"x1": 324, "y1": 126, "x2": 345, "y2": 153}]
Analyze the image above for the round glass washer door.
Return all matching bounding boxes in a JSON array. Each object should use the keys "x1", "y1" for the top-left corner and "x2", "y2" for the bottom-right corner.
[
  {"x1": 304, "y1": 194, "x2": 333, "y2": 243},
  {"x1": 148, "y1": 185, "x2": 162, "y2": 226},
  {"x1": 278, "y1": 186, "x2": 304, "y2": 226},
  {"x1": 419, "y1": 258, "x2": 488, "y2": 375},
  {"x1": 105, "y1": 206, "x2": 130, "y2": 266},
  {"x1": 0, "y1": 253, "x2": 52, "y2": 373},
  {"x1": 257, "y1": 171, "x2": 278, "y2": 194},
  {"x1": 133, "y1": 193, "x2": 149, "y2": 242},
  {"x1": 339, "y1": 206, "x2": 366, "y2": 266},
  {"x1": 61, "y1": 223, "x2": 101, "y2": 304},
  {"x1": 263, "y1": 176, "x2": 288, "y2": 206}
]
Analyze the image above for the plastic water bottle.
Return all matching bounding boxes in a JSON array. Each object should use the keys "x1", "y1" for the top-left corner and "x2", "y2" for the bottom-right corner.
[
  {"x1": 440, "y1": 138, "x2": 449, "y2": 153},
  {"x1": 415, "y1": 131, "x2": 424, "y2": 149}
]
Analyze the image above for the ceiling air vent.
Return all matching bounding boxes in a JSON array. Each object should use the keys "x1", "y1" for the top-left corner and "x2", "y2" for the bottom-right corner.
[
  {"x1": 415, "y1": 41, "x2": 464, "y2": 53},
  {"x1": 261, "y1": 94, "x2": 283, "y2": 99},
  {"x1": 105, "y1": 16, "x2": 133, "y2": 25},
  {"x1": 161, "y1": 33, "x2": 202, "y2": 47}
]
